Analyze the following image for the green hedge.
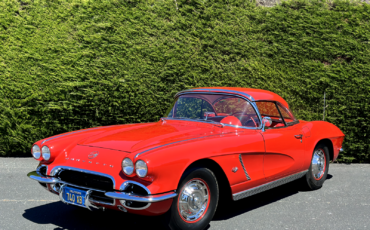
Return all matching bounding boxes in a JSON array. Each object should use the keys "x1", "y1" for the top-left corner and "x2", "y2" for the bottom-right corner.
[{"x1": 0, "y1": 0, "x2": 369, "y2": 162}]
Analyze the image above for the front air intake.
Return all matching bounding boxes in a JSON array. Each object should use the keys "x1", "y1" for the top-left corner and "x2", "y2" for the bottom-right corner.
[{"x1": 57, "y1": 170, "x2": 114, "y2": 191}]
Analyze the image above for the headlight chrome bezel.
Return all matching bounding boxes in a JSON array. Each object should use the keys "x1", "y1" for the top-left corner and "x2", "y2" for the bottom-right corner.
[
  {"x1": 135, "y1": 160, "x2": 148, "y2": 178},
  {"x1": 41, "y1": 146, "x2": 51, "y2": 161},
  {"x1": 32, "y1": 145, "x2": 41, "y2": 160},
  {"x1": 122, "y1": 158, "x2": 134, "y2": 176}
]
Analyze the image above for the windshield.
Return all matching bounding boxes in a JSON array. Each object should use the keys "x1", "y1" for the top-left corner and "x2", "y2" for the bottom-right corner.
[{"x1": 165, "y1": 94, "x2": 260, "y2": 128}]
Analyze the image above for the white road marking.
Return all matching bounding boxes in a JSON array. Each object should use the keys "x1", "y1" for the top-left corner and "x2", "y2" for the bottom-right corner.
[{"x1": 0, "y1": 199, "x2": 58, "y2": 202}]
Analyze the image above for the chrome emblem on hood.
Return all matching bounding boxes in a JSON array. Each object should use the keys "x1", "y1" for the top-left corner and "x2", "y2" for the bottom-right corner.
[{"x1": 88, "y1": 151, "x2": 99, "y2": 159}]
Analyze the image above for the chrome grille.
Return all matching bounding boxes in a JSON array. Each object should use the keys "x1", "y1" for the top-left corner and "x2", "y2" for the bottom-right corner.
[{"x1": 56, "y1": 170, "x2": 114, "y2": 191}]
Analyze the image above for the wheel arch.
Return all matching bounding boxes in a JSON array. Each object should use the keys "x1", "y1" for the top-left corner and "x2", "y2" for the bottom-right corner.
[
  {"x1": 315, "y1": 139, "x2": 334, "y2": 161},
  {"x1": 304, "y1": 120, "x2": 344, "y2": 163},
  {"x1": 179, "y1": 158, "x2": 232, "y2": 201}
]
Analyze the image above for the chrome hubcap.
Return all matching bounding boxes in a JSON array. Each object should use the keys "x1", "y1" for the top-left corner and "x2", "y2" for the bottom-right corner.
[
  {"x1": 312, "y1": 149, "x2": 326, "y2": 179},
  {"x1": 178, "y1": 179, "x2": 210, "y2": 222}
]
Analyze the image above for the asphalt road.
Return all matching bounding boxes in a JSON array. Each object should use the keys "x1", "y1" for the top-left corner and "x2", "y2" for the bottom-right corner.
[{"x1": 0, "y1": 158, "x2": 369, "y2": 230}]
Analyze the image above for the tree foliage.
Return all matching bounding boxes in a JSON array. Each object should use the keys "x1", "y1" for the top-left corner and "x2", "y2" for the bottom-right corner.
[{"x1": 0, "y1": 0, "x2": 369, "y2": 162}]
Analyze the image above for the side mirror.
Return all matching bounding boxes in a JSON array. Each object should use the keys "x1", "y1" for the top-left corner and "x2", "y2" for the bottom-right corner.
[
  {"x1": 262, "y1": 117, "x2": 272, "y2": 131},
  {"x1": 204, "y1": 112, "x2": 216, "y2": 120}
]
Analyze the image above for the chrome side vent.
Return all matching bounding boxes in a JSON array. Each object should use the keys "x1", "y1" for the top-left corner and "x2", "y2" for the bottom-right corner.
[{"x1": 239, "y1": 154, "x2": 251, "y2": 180}]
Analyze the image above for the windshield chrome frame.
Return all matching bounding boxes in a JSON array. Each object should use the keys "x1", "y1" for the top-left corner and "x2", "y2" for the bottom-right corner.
[
  {"x1": 168, "y1": 91, "x2": 263, "y2": 130},
  {"x1": 175, "y1": 89, "x2": 256, "y2": 101}
]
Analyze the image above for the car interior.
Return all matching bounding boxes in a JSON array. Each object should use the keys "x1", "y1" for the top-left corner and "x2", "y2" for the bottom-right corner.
[{"x1": 169, "y1": 94, "x2": 297, "y2": 128}]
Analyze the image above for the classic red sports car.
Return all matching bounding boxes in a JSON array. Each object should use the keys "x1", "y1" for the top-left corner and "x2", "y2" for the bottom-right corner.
[{"x1": 28, "y1": 87, "x2": 344, "y2": 230}]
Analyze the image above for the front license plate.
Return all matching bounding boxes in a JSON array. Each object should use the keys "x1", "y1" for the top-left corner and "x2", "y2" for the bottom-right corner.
[{"x1": 63, "y1": 186, "x2": 87, "y2": 208}]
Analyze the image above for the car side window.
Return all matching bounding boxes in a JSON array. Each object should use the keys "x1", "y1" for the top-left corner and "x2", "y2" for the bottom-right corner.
[
  {"x1": 213, "y1": 97, "x2": 253, "y2": 115},
  {"x1": 213, "y1": 97, "x2": 260, "y2": 127},
  {"x1": 277, "y1": 103, "x2": 298, "y2": 125},
  {"x1": 255, "y1": 101, "x2": 285, "y2": 128}
]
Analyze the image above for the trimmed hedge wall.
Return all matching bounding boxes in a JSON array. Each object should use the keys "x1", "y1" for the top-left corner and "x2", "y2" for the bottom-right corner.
[{"x1": 0, "y1": 0, "x2": 369, "y2": 162}]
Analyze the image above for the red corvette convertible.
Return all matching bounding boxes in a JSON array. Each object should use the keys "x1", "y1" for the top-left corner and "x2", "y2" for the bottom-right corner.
[{"x1": 28, "y1": 87, "x2": 344, "y2": 230}]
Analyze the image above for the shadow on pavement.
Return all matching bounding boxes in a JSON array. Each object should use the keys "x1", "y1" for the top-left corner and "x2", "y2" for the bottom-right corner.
[
  {"x1": 22, "y1": 174, "x2": 333, "y2": 229},
  {"x1": 23, "y1": 202, "x2": 165, "y2": 229},
  {"x1": 214, "y1": 174, "x2": 333, "y2": 221}
]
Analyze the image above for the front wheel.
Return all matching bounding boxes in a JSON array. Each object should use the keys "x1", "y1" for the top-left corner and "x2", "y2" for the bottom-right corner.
[
  {"x1": 305, "y1": 144, "x2": 330, "y2": 190},
  {"x1": 166, "y1": 168, "x2": 219, "y2": 230}
]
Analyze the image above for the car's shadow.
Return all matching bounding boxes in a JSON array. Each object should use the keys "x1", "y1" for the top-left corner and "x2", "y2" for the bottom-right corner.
[
  {"x1": 214, "y1": 174, "x2": 333, "y2": 221},
  {"x1": 22, "y1": 174, "x2": 332, "y2": 229},
  {"x1": 23, "y1": 202, "x2": 164, "y2": 229}
]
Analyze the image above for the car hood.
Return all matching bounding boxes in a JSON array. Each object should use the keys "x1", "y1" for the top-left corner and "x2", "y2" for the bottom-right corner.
[{"x1": 77, "y1": 120, "x2": 220, "y2": 153}]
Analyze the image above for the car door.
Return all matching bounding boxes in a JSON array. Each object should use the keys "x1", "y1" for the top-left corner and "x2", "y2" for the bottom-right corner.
[{"x1": 256, "y1": 101, "x2": 306, "y2": 181}]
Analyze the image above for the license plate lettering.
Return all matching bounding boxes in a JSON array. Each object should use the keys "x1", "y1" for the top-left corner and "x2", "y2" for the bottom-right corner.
[
  {"x1": 63, "y1": 186, "x2": 87, "y2": 207},
  {"x1": 77, "y1": 196, "x2": 83, "y2": 204}
]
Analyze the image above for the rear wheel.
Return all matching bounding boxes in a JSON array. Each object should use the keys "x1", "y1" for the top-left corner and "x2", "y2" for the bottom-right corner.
[
  {"x1": 305, "y1": 144, "x2": 330, "y2": 190},
  {"x1": 166, "y1": 168, "x2": 219, "y2": 230}
]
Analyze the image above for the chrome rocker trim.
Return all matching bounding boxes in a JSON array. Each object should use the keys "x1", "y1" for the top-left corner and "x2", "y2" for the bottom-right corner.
[
  {"x1": 232, "y1": 170, "x2": 308, "y2": 201},
  {"x1": 105, "y1": 191, "x2": 178, "y2": 203}
]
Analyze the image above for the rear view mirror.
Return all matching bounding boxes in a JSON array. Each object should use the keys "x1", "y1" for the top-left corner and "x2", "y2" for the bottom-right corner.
[
  {"x1": 262, "y1": 117, "x2": 272, "y2": 131},
  {"x1": 204, "y1": 112, "x2": 216, "y2": 120}
]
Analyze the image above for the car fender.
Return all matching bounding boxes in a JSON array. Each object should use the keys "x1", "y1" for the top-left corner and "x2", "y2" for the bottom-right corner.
[
  {"x1": 301, "y1": 121, "x2": 345, "y2": 169},
  {"x1": 132, "y1": 130, "x2": 265, "y2": 194}
]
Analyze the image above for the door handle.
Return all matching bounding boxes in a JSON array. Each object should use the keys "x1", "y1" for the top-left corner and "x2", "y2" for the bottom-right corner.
[{"x1": 294, "y1": 134, "x2": 303, "y2": 139}]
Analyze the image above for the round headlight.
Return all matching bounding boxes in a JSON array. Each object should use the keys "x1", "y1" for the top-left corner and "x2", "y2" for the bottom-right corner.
[
  {"x1": 41, "y1": 146, "x2": 51, "y2": 161},
  {"x1": 122, "y1": 158, "x2": 134, "y2": 175},
  {"x1": 135, "y1": 160, "x2": 148, "y2": 178},
  {"x1": 32, "y1": 145, "x2": 41, "y2": 159}
]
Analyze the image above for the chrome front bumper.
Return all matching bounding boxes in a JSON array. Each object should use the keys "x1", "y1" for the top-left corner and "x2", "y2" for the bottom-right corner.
[
  {"x1": 105, "y1": 191, "x2": 177, "y2": 203},
  {"x1": 27, "y1": 170, "x2": 177, "y2": 204},
  {"x1": 28, "y1": 171, "x2": 59, "y2": 184}
]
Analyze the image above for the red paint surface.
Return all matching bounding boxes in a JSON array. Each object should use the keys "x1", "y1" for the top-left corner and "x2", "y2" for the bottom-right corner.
[
  {"x1": 262, "y1": 124, "x2": 306, "y2": 180},
  {"x1": 31, "y1": 88, "x2": 345, "y2": 216}
]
